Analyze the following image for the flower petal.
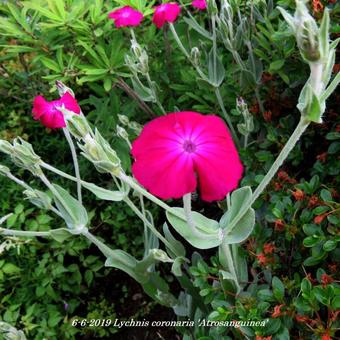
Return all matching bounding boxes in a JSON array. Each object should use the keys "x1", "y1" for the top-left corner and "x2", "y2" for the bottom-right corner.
[
  {"x1": 193, "y1": 116, "x2": 243, "y2": 201},
  {"x1": 32, "y1": 95, "x2": 50, "y2": 119},
  {"x1": 132, "y1": 148, "x2": 197, "y2": 200},
  {"x1": 57, "y1": 92, "x2": 80, "y2": 114}
]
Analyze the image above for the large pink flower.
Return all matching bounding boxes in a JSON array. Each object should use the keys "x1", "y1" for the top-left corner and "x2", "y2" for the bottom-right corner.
[
  {"x1": 152, "y1": 3, "x2": 181, "y2": 28},
  {"x1": 32, "y1": 92, "x2": 80, "y2": 129},
  {"x1": 192, "y1": 0, "x2": 207, "y2": 10},
  {"x1": 108, "y1": 6, "x2": 144, "y2": 28},
  {"x1": 131, "y1": 111, "x2": 243, "y2": 202}
]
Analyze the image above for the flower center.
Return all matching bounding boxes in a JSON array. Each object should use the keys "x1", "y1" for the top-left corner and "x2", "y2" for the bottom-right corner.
[{"x1": 183, "y1": 140, "x2": 196, "y2": 153}]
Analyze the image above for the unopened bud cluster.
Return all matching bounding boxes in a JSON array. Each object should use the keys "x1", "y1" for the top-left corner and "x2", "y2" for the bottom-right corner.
[
  {"x1": 56, "y1": 80, "x2": 75, "y2": 98},
  {"x1": 65, "y1": 114, "x2": 92, "y2": 140},
  {"x1": 191, "y1": 47, "x2": 201, "y2": 67},
  {"x1": 118, "y1": 115, "x2": 142, "y2": 135},
  {"x1": 125, "y1": 39, "x2": 149, "y2": 75},
  {"x1": 236, "y1": 97, "x2": 254, "y2": 136},
  {"x1": 79, "y1": 130, "x2": 121, "y2": 175},
  {"x1": 0, "y1": 138, "x2": 41, "y2": 175},
  {"x1": 279, "y1": 0, "x2": 324, "y2": 63}
]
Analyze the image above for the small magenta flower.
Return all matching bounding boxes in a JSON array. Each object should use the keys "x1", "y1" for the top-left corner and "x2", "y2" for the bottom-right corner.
[
  {"x1": 192, "y1": 0, "x2": 207, "y2": 10},
  {"x1": 108, "y1": 6, "x2": 144, "y2": 28},
  {"x1": 152, "y1": 3, "x2": 181, "y2": 29},
  {"x1": 131, "y1": 111, "x2": 243, "y2": 202},
  {"x1": 32, "y1": 92, "x2": 80, "y2": 129}
]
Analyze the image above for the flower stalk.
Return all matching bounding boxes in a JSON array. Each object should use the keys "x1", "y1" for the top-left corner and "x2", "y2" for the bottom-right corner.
[{"x1": 63, "y1": 128, "x2": 82, "y2": 204}]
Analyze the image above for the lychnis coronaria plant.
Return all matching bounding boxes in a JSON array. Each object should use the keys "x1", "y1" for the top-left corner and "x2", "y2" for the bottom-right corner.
[{"x1": 0, "y1": 0, "x2": 339, "y2": 338}]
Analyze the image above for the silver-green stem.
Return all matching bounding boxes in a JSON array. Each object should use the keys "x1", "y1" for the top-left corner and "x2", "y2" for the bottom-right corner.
[
  {"x1": 6, "y1": 172, "x2": 31, "y2": 191},
  {"x1": 310, "y1": 62, "x2": 324, "y2": 97},
  {"x1": 139, "y1": 194, "x2": 149, "y2": 252},
  {"x1": 0, "y1": 228, "x2": 50, "y2": 237},
  {"x1": 145, "y1": 72, "x2": 166, "y2": 115},
  {"x1": 119, "y1": 173, "x2": 171, "y2": 212},
  {"x1": 6, "y1": 172, "x2": 62, "y2": 218},
  {"x1": 225, "y1": 117, "x2": 310, "y2": 236},
  {"x1": 221, "y1": 242, "x2": 240, "y2": 293},
  {"x1": 215, "y1": 87, "x2": 240, "y2": 147},
  {"x1": 82, "y1": 229, "x2": 114, "y2": 259},
  {"x1": 320, "y1": 71, "x2": 340, "y2": 102},
  {"x1": 63, "y1": 128, "x2": 82, "y2": 204},
  {"x1": 124, "y1": 196, "x2": 179, "y2": 257}
]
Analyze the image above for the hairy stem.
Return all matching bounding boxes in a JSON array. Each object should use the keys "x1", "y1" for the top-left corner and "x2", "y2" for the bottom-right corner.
[
  {"x1": 0, "y1": 228, "x2": 50, "y2": 237},
  {"x1": 221, "y1": 242, "x2": 240, "y2": 293},
  {"x1": 225, "y1": 117, "x2": 310, "y2": 237},
  {"x1": 124, "y1": 197, "x2": 179, "y2": 257},
  {"x1": 63, "y1": 128, "x2": 82, "y2": 204}
]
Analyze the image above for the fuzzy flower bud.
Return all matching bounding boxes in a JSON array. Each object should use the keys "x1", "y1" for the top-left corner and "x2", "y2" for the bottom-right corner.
[
  {"x1": 0, "y1": 140, "x2": 13, "y2": 155},
  {"x1": 128, "y1": 121, "x2": 142, "y2": 134},
  {"x1": 295, "y1": 3, "x2": 320, "y2": 62},
  {"x1": 118, "y1": 114, "x2": 130, "y2": 126},
  {"x1": 279, "y1": 0, "x2": 321, "y2": 62},
  {"x1": 0, "y1": 164, "x2": 10, "y2": 176},
  {"x1": 236, "y1": 97, "x2": 254, "y2": 136},
  {"x1": 190, "y1": 47, "x2": 201, "y2": 67},
  {"x1": 65, "y1": 114, "x2": 92, "y2": 140},
  {"x1": 55, "y1": 80, "x2": 75, "y2": 98},
  {"x1": 130, "y1": 40, "x2": 149, "y2": 74},
  {"x1": 4, "y1": 139, "x2": 42, "y2": 175},
  {"x1": 116, "y1": 125, "x2": 129, "y2": 140},
  {"x1": 80, "y1": 130, "x2": 121, "y2": 175}
]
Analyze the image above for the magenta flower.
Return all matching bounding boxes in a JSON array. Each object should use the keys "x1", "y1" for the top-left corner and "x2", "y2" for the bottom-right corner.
[
  {"x1": 131, "y1": 111, "x2": 243, "y2": 202},
  {"x1": 152, "y1": 3, "x2": 181, "y2": 29},
  {"x1": 192, "y1": 0, "x2": 207, "y2": 10},
  {"x1": 108, "y1": 6, "x2": 144, "y2": 28},
  {"x1": 32, "y1": 92, "x2": 80, "y2": 129}
]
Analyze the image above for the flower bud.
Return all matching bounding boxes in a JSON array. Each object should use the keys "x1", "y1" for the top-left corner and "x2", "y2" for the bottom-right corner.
[
  {"x1": 279, "y1": 0, "x2": 321, "y2": 62},
  {"x1": 116, "y1": 125, "x2": 129, "y2": 140},
  {"x1": 80, "y1": 130, "x2": 121, "y2": 175},
  {"x1": 0, "y1": 140, "x2": 13, "y2": 155},
  {"x1": 23, "y1": 189, "x2": 52, "y2": 210},
  {"x1": 149, "y1": 249, "x2": 173, "y2": 263},
  {"x1": 66, "y1": 114, "x2": 92, "y2": 140},
  {"x1": 11, "y1": 138, "x2": 42, "y2": 175},
  {"x1": 191, "y1": 47, "x2": 201, "y2": 67},
  {"x1": 56, "y1": 80, "x2": 75, "y2": 98},
  {"x1": 295, "y1": 5, "x2": 320, "y2": 62},
  {"x1": 118, "y1": 114, "x2": 130, "y2": 126},
  {"x1": 138, "y1": 50, "x2": 149, "y2": 74},
  {"x1": 0, "y1": 164, "x2": 10, "y2": 176},
  {"x1": 128, "y1": 121, "x2": 142, "y2": 135},
  {"x1": 130, "y1": 39, "x2": 143, "y2": 59},
  {"x1": 236, "y1": 97, "x2": 254, "y2": 135}
]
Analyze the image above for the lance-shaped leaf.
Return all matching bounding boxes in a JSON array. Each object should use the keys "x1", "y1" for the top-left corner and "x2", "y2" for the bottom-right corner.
[
  {"x1": 166, "y1": 208, "x2": 222, "y2": 249},
  {"x1": 207, "y1": 48, "x2": 225, "y2": 87},
  {"x1": 220, "y1": 186, "x2": 255, "y2": 244},
  {"x1": 163, "y1": 223, "x2": 186, "y2": 258},
  {"x1": 52, "y1": 184, "x2": 88, "y2": 230},
  {"x1": 82, "y1": 182, "x2": 127, "y2": 201}
]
